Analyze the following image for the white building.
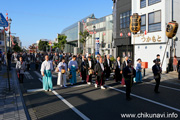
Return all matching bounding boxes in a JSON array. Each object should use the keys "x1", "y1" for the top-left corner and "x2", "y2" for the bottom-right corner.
[
  {"x1": 86, "y1": 14, "x2": 114, "y2": 56},
  {"x1": 132, "y1": 0, "x2": 180, "y2": 71}
]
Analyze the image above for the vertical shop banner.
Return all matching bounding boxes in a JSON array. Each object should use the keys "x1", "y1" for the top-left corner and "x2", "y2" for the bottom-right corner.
[{"x1": 95, "y1": 38, "x2": 100, "y2": 56}]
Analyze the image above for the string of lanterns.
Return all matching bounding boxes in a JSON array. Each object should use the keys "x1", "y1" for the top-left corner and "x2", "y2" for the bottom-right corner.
[{"x1": 81, "y1": 20, "x2": 106, "y2": 36}]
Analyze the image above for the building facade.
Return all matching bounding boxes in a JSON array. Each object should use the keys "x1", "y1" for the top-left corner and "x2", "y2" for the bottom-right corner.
[
  {"x1": 61, "y1": 14, "x2": 95, "y2": 54},
  {"x1": 112, "y1": 0, "x2": 133, "y2": 61},
  {"x1": 132, "y1": 0, "x2": 180, "y2": 71},
  {"x1": 85, "y1": 14, "x2": 114, "y2": 56}
]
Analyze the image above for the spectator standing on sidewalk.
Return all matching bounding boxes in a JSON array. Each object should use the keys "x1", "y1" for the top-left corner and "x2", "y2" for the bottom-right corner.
[
  {"x1": 173, "y1": 56, "x2": 178, "y2": 71},
  {"x1": 16, "y1": 56, "x2": 26, "y2": 83}
]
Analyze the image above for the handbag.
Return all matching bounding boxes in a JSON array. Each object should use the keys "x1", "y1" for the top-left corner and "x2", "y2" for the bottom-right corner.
[{"x1": 61, "y1": 69, "x2": 66, "y2": 74}]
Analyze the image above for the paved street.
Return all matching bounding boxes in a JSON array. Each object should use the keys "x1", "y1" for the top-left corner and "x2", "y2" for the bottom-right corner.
[{"x1": 17, "y1": 63, "x2": 180, "y2": 120}]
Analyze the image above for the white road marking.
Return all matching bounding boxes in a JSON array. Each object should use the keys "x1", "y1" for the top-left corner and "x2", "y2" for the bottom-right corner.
[
  {"x1": 34, "y1": 71, "x2": 90, "y2": 120},
  {"x1": 24, "y1": 71, "x2": 33, "y2": 79},
  {"x1": 143, "y1": 82, "x2": 180, "y2": 92},
  {"x1": 107, "y1": 86, "x2": 180, "y2": 113}
]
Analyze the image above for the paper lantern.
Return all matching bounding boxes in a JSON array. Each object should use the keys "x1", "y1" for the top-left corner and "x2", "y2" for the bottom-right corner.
[
  {"x1": 120, "y1": 33, "x2": 123, "y2": 37},
  {"x1": 128, "y1": 32, "x2": 131, "y2": 36},
  {"x1": 130, "y1": 13, "x2": 141, "y2": 34},
  {"x1": 166, "y1": 21, "x2": 178, "y2": 38}
]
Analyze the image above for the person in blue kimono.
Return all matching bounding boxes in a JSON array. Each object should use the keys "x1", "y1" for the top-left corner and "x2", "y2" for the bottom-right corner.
[
  {"x1": 135, "y1": 58, "x2": 143, "y2": 83},
  {"x1": 68, "y1": 55, "x2": 78, "y2": 85},
  {"x1": 41, "y1": 55, "x2": 54, "y2": 92}
]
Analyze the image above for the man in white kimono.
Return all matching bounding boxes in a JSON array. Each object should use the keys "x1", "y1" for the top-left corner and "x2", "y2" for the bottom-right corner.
[
  {"x1": 41, "y1": 55, "x2": 54, "y2": 92},
  {"x1": 57, "y1": 58, "x2": 67, "y2": 87}
]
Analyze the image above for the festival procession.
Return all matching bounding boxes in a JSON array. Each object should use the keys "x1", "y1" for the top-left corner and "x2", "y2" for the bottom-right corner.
[{"x1": 1, "y1": 0, "x2": 180, "y2": 120}]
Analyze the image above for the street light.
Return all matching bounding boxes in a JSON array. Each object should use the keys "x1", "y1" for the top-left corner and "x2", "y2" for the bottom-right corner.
[
  {"x1": 93, "y1": 25, "x2": 96, "y2": 59},
  {"x1": 8, "y1": 18, "x2": 12, "y2": 52}
]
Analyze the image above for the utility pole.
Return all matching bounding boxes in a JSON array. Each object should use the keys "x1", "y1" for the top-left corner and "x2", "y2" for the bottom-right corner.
[{"x1": 3, "y1": 27, "x2": 11, "y2": 91}]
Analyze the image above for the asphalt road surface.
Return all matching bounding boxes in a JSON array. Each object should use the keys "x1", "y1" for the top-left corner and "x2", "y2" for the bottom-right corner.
[{"x1": 17, "y1": 63, "x2": 180, "y2": 120}]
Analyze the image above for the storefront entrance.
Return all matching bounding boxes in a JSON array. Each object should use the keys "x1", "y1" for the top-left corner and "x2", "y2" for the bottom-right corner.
[{"x1": 117, "y1": 45, "x2": 134, "y2": 62}]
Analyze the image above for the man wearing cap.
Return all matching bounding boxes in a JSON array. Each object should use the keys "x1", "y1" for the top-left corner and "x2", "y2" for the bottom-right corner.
[
  {"x1": 152, "y1": 59, "x2": 162, "y2": 93},
  {"x1": 123, "y1": 60, "x2": 136, "y2": 100}
]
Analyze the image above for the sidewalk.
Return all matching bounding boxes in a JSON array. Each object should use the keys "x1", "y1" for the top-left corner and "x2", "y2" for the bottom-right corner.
[{"x1": 0, "y1": 66, "x2": 28, "y2": 120}]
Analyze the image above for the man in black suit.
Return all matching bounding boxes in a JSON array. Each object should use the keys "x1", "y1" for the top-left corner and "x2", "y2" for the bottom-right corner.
[
  {"x1": 86, "y1": 56, "x2": 94, "y2": 85},
  {"x1": 81, "y1": 56, "x2": 87, "y2": 83},
  {"x1": 114, "y1": 56, "x2": 122, "y2": 83},
  {"x1": 94, "y1": 58, "x2": 106, "y2": 89},
  {"x1": 104, "y1": 54, "x2": 112, "y2": 80},
  {"x1": 178, "y1": 60, "x2": 180, "y2": 80},
  {"x1": 152, "y1": 59, "x2": 162, "y2": 93},
  {"x1": 122, "y1": 56, "x2": 129, "y2": 70},
  {"x1": 123, "y1": 60, "x2": 136, "y2": 101}
]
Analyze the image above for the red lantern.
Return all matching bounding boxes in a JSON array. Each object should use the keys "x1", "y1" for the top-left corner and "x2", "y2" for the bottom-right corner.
[
  {"x1": 128, "y1": 32, "x2": 131, "y2": 36},
  {"x1": 94, "y1": 31, "x2": 97, "y2": 34},
  {"x1": 6, "y1": 13, "x2": 8, "y2": 16},
  {"x1": 82, "y1": 20, "x2": 84, "y2": 23},
  {"x1": 103, "y1": 32, "x2": 106, "y2": 36},
  {"x1": 5, "y1": 27, "x2": 8, "y2": 31},
  {"x1": 85, "y1": 26, "x2": 87, "y2": 28},
  {"x1": 120, "y1": 33, "x2": 123, "y2": 37},
  {"x1": 144, "y1": 30, "x2": 147, "y2": 35},
  {"x1": 6, "y1": 16, "x2": 8, "y2": 21}
]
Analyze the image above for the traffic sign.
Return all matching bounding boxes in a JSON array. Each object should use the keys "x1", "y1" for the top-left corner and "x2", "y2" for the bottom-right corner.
[
  {"x1": 95, "y1": 38, "x2": 100, "y2": 55},
  {"x1": 0, "y1": 13, "x2": 8, "y2": 27}
]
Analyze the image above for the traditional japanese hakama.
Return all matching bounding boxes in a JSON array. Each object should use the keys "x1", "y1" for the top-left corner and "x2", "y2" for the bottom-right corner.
[
  {"x1": 68, "y1": 60, "x2": 78, "y2": 84},
  {"x1": 81, "y1": 60, "x2": 87, "y2": 82},
  {"x1": 41, "y1": 60, "x2": 53, "y2": 91},
  {"x1": 57, "y1": 62, "x2": 67, "y2": 87}
]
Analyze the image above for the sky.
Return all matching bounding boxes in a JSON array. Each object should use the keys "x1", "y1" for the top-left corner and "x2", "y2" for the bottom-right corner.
[{"x1": 0, "y1": 0, "x2": 113, "y2": 47}]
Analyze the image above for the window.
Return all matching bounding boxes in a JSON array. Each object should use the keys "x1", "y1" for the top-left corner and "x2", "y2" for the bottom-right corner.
[
  {"x1": 141, "y1": 15, "x2": 146, "y2": 32},
  {"x1": 120, "y1": 10, "x2": 131, "y2": 29},
  {"x1": 148, "y1": 0, "x2": 161, "y2": 6},
  {"x1": 140, "y1": 0, "x2": 146, "y2": 8},
  {"x1": 148, "y1": 11, "x2": 161, "y2": 32}
]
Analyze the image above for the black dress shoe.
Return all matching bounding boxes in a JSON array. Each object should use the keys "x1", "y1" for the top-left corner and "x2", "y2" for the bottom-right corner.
[
  {"x1": 154, "y1": 90, "x2": 160, "y2": 93},
  {"x1": 126, "y1": 97, "x2": 132, "y2": 101}
]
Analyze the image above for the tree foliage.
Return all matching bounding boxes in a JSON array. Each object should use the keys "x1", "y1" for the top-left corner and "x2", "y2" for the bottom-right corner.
[
  {"x1": 53, "y1": 34, "x2": 67, "y2": 51},
  {"x1": 79, "y1": 30, "x2": 92, "y2": 54},
  {"x1": 38, "y1": 40, "x2": 48, "y2": 52},
  {"x1": 13, "y1": 41, "x2": 22, "y2": 52}
]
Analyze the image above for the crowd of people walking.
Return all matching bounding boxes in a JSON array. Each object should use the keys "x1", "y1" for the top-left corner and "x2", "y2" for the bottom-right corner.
[{"x1": 0, "y1": 51, "x2": 180, "y2": 100}]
